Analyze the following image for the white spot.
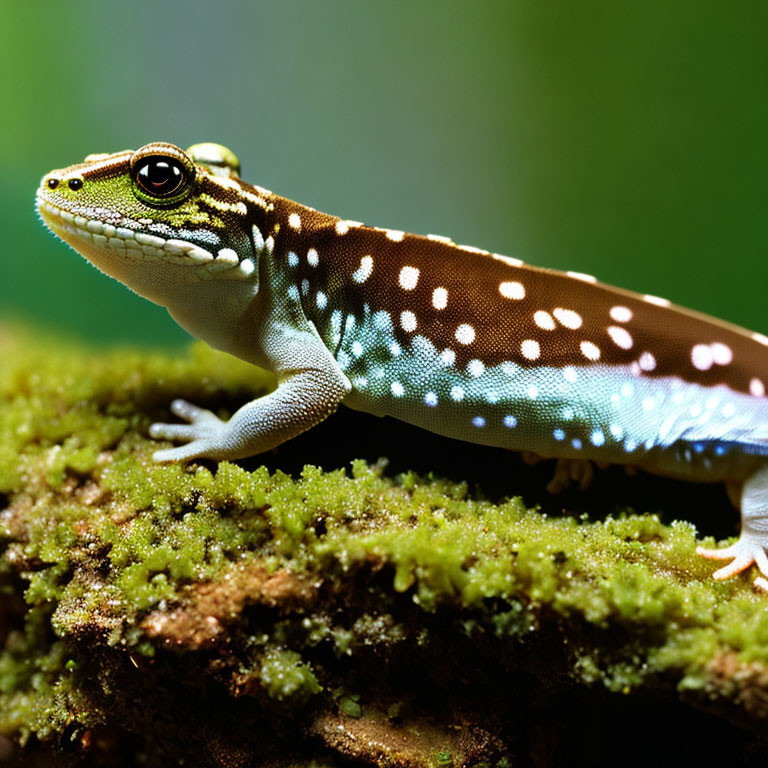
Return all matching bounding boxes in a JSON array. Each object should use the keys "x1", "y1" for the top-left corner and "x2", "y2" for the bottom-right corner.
[
  {"x1": 553, "y1": 428, "x2": 565, "y2": 441},
  {"x1": 427, "y1": 233, "x2": 453, "y2": 244},
  {"x1": 441, "y1": 349, "x2": 456, "y2": 366},
  {"x1": 553, "y1": 308, "x2": 582, "y2": 329},
  {"x1": 567, "y1": 271, "x2": 597, "y2": 283},
  {"x1": 590, "y1": 430, "x2": 605, "y2": 447},
  {"x1": 607, "y1": 326, "x2": 633, "y2": 349},
  {"x1": 239, "y1": 259, "x2": 255, "y2": 276},
  {"x1": 353, "y1": 377, "x2": 368, "y2": 389},
  {"x1": 562, "y1": 407, "x2": 574, "y2": 420},
  {"x1": 642, "y1": 397, "x2": 656, "y2": 412},
  {"x1": 216, "y1": 248, "x2": 239, "y2": 265},
  {"x1": 521, "y1": 339, "x2": 540, "y2": 360},
  {"x1": 472, "y1": 416, "x2": 486, "y2": 428},
  {"x1": 580, "y1": 341, "x2": 601, "y2": 361},
  {"x1": 750, "y1": 378, "x2": 765, "y2": 397},
  {"x1": 450, "y1": 385, "x2": 464, "y2": 401},
  {"x1": 610, "y1": 424, "x2": 623, "y2": 439},
  {"x1": 624, "y1": 439, "x2": 638, "y2": 453},
  {"x1": 252, "y1": 224, "x2": 265, "y2": 250},
  {"x1": 287, "y1": 251, "x2": 299, "y2": 268},
  {"x1": 572, "y1": 438, "x2": 583, "y2": 450},
  {"x1": 467, "y1": 359, "x2": 485, "y2": 377},
  {"x1": 288, "y1": 212, "x2": 301, "y2": 230},
  {"x1": 609, "y1": 306, "x2": 632, "y2": 323},
  {"x1": 316, "y1": 291, "x2": 328, "y2": 310},
  {"x1": 345, "y1": 315, "x2": 356, "y2": 332},
  {"x1": 503, "y1": 415, "x2": 517, "y2": 428},
  {"x1": 352, "y1": 255, "x2": 373, "y2": 283},
  {"x1": 563, "y1": 366, "x2": 578, "y2": 383},
  {"x1": 691, "y1": 343, "x2": 714, "y2": 371},
  {"x1": 301, "y1": 279, "x2": 310, "y2": 296},
  {"x1": 390, "y1": 342, "x2": 401, "y2": 356},
  {"x1": 711, "y1": 342, "x2": 733, "y2": 366},
  {"x1": 307, "y1": 248, "x2": 319, "y2": 267},
  {"x1": 351, "y1": 341, "x2": 364, "y2": 357},
  {"x1": 425, "y1": 392, "x2": 438, "y2": 407},
  {"x1": 527, "y1": 385, "x2": 539, "y2": 399},
  {"x1": 287, "y1": 285, "x2": 300, "y2": 300},
  {"x1": 722, "y1": 403, "x2": 736, "y2": 418},
  {"x1": 334, "y1": 219, "x2": 361, "y2": 235},
  {"x1": 752, "y1": 333, "x2": 768, "y2": 347},
  {"x1": 499, "y1": 281, "x2": 525, "y2": 300},
  {"x1": 455, "y1": 324, "x2": 476, "y2": 345},
  {"x1": 400, "y1": 311, "x2": 417, "y2": 332},
  {"x1": 398, "y1": 266, "x2": 420, "y2": 291},
  {"x1": 534, "y1": 311, "x2": 556, "y2": 331},
  {"x1": 458, "y1": 244, "x2": 489, "y2": 255},
  {"x1": 502, "y1": 362, "x2": 516, "y2": 376},
  {"x1": 385, "y1": 229, "x2": 405, "y2": 242},
  {"x1": 391, "y1": 381, "x2": 404, "y2": 397},
  {"x1": 638, "y1": 351, "x2": 656, "y2": 371},
  {"x1": 432, "y1": 287, "x2": 448, "y2": 310},
  {"x1": 331, "y1": 310, "x2": 342, "y2": 334},
  {"x1": 643, "y1": 294, "x2": 671, "y2": 307},
  {"x1": 621, "y1": 382, "x2": 634, "y2": 397},
  {"x1": 486, "y1": 391, "x2": 499, "y2": 404},
  {"x1": 492, "y1": 253, "x2": 524, "y2": 267},
  {"x1": 690, "y1": 404, "x2": 702, "y2": 417}
]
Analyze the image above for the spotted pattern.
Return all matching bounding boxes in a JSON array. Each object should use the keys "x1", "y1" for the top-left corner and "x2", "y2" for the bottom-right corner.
[{"x1": 38, "y1": 143, "x2": 768, "y2": 491}]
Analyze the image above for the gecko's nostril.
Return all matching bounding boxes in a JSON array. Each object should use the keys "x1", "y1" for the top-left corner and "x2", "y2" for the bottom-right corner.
[
  {"x1": 68, "y1": 178, "x2": 83, "y2": 191},
  {"x1": 47, "y1": 178, "x2": 59, "y2": 189}
]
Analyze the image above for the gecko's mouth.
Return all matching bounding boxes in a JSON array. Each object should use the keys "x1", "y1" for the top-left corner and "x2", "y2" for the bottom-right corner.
[{"x1": 35, "y1": 193, "x2": 217, "y2": 267}]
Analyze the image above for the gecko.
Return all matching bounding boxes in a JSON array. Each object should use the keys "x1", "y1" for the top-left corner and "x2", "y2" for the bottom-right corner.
[{"x1": 36, "y1": 142, "x2": 768, "y2": 588}]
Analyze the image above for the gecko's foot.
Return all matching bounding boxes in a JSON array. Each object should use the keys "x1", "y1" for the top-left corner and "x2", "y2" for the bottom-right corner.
[
  {"x1": 149, "y1": 399, "x2": 227, "y2": 462},
  {"x1": 521, "y1": 454, "x2": 596, "y2": 494},
  {"x1": 696, "y1": 536, "x2": 768, "y2": 583},
  {"x1": 546, "y1": 458, "x2": 595, "y2": 494}
]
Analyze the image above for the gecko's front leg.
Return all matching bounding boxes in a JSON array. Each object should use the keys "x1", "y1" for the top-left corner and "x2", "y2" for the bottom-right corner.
[{"x1": 150, "y1": 322, "x2": 352, "y2": 462}]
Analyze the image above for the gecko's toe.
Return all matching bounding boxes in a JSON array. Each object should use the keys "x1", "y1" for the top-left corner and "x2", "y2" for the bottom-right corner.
[
  {"x1": 697, "y1": 537, "x2": 768, "y2": 581},
  {"x1": 149, "y1": 422, "x2": 197, "y2": 440},
  {"x1": 170, "y1": 399, "x2": 213, "y2": 421}
]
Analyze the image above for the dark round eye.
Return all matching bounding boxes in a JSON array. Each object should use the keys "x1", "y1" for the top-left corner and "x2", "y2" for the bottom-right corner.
[
  {"x1": 133, "y1": 157, "x2": 187, "y2": 198},
  {"x1": 68, "y1": 178, "x2": 83, "y2": 191},
  {"x1": 47, "y1": 178, "x2": 59, "y2": 189}
]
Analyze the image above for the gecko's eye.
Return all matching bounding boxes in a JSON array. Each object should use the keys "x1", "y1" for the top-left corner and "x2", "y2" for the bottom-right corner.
[
  {"x1": 133, "y1": 157, "x2": 187, "y2": 198},
  {"x1": 130, "y1": 143, "x2": 196, "y2": 206}
]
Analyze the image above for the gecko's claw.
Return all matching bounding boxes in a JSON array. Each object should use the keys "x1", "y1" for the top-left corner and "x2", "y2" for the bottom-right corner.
[
  {"x1": 150, "y1": 399, "x2": 226, "y2": 462},
  {"x1": 697, "y1": 537, "x2": 768, "y2": 582}
]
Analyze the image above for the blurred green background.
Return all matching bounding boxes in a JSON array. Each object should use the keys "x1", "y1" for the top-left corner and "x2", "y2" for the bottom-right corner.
[{"x1": 1, "y1": 1, "x2": 767, "y2": 347}]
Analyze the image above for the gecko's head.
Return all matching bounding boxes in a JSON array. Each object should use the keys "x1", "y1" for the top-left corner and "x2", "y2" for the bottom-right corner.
[{"x1": 36, "y1": 142, "x2": 271, "y2": 304}]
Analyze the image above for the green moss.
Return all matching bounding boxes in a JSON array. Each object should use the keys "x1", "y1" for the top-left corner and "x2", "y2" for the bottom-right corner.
[
  {"x1": 259, "y1": 647, "x2": 322, "y2": 702},
  {"x1": 0, "y1": 323, "x2": 767, "y2": 758}
]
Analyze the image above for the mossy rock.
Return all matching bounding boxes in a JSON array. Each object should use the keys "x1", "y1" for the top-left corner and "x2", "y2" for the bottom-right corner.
[{"x1": 1, "y1": 323, "x2": 767, "y2": 766}]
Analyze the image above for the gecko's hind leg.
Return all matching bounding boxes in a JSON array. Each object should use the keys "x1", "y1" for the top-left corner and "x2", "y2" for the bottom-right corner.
[{"x1": 697, "y1": 463, "x2": 768, "y2": 587}]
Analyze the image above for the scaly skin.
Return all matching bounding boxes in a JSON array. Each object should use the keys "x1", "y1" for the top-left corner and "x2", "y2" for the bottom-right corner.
[{"x1": 36, "y1": 142, "x2": 768, "y2": 588}]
